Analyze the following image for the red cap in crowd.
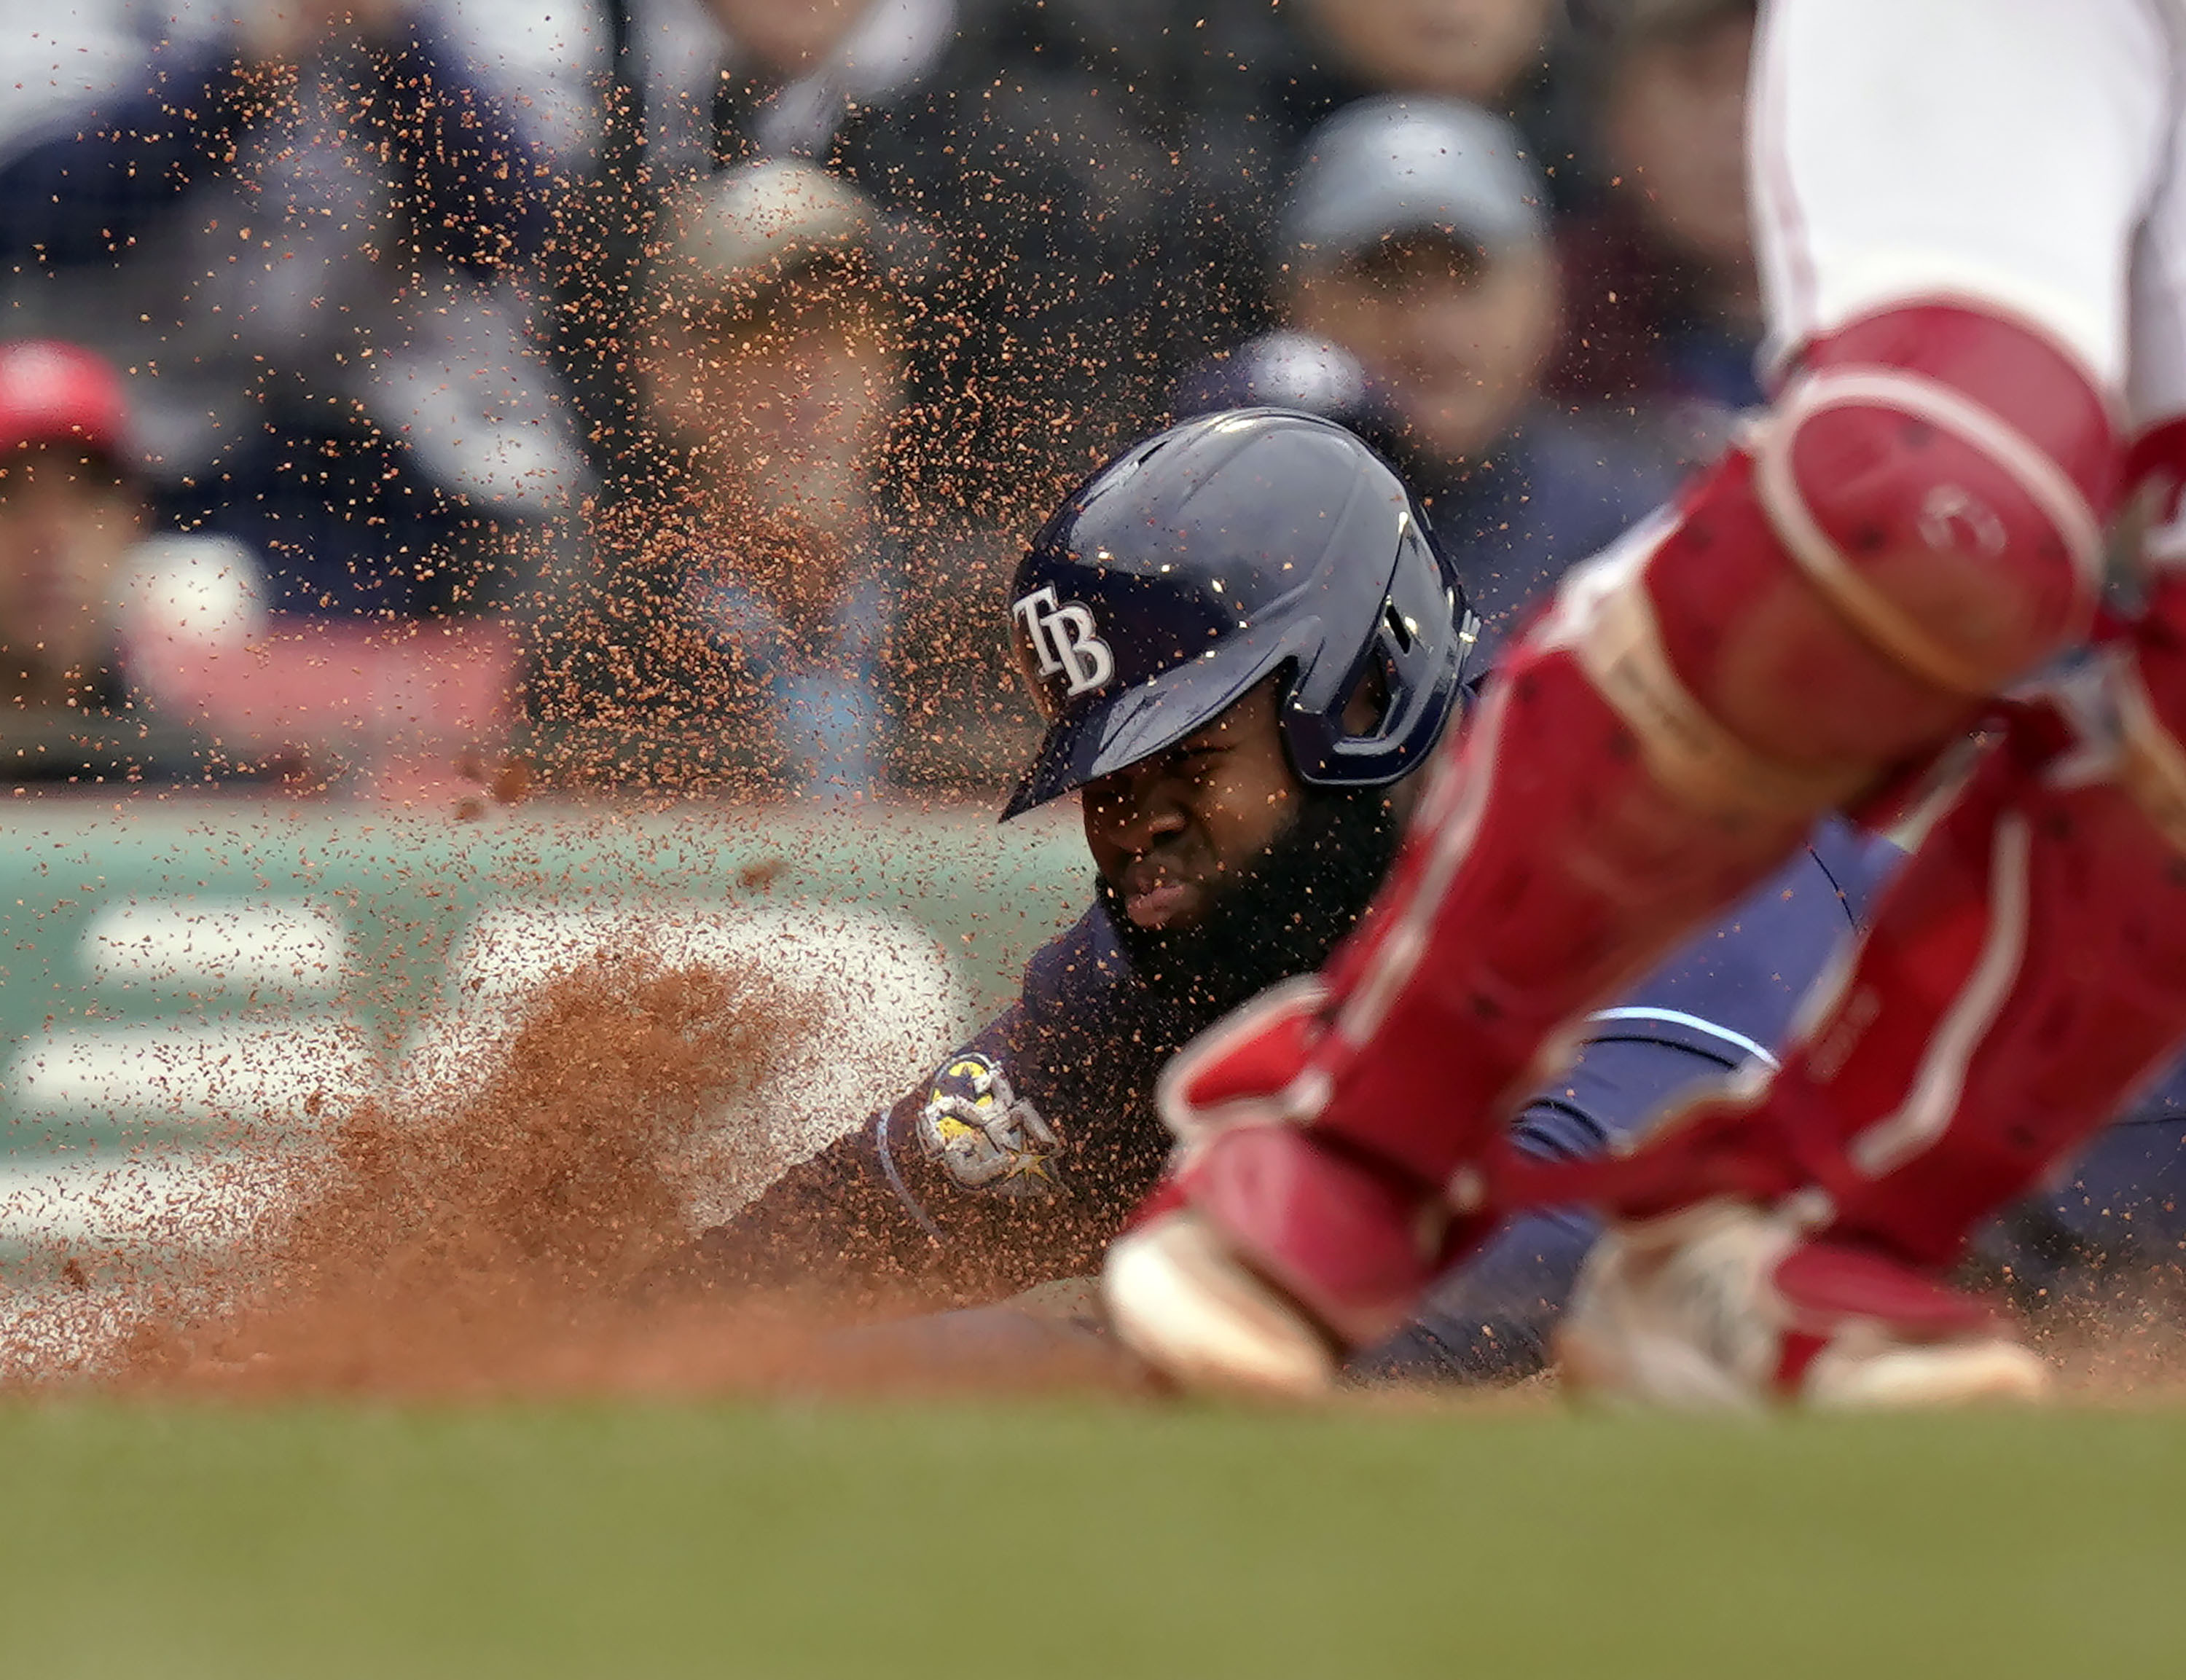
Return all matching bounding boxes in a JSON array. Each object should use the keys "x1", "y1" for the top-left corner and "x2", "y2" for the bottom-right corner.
[{"x1": 0, "y1": 339, "x2": 131, "y2": 461}]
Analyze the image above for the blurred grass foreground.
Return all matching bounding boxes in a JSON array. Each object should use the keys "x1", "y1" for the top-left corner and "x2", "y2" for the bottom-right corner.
[{"x1": 0, "y1": 1400, "x2": 2177, "y2": 1680}]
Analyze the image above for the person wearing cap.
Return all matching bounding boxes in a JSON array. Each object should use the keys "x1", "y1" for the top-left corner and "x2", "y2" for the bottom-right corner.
[
  {"x1": 1183, "y1": 97, "x2": 1673, "y2": 650},
  {"x1": 678, "y1": 408, "x2": 1883, "y2": 1383},
  {"x1": 606, "y1": 0, "x2": 1248, "y2": 521},
  {"x1": 0, "y1": 339, "x2": 139, "y2": 723},
  {"x1": 0, "y1": 339, "x2": 243, "y2": 783},
  {"x1": 529, "y1": 160, "x2": 918, "y2": 798},
  {"x1": 0, "y1": 0, "x2": 587, "y2": 621}
]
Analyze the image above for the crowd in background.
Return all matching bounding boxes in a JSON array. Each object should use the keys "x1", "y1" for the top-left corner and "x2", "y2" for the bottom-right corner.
[{"x1": 0, "y1": 0, "x2": 1761, "y2": 799}]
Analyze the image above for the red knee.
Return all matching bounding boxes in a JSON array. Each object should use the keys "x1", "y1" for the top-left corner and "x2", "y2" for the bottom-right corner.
[
  {"x1": 2105, "y1": 571, "x2": 2186, "y2": 867},
  {"x1": 2128, "y1": 570, "x2": 2186, "y2": 738},
  {"x1": 1638, "y1": 305, "x2": 2121, "y2": 769},
  {"x1": 1759, "y1": 304, "x2": 2119, "y2": 691}
]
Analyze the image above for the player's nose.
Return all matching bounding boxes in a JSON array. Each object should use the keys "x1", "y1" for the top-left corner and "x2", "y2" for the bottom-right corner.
[{"x1": 1083, "y1": 762, "x2": 1188, "y2": 852}]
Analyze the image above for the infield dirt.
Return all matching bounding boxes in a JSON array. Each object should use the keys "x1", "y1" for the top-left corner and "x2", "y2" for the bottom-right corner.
[
  {"x1": 0, "y1": 946, "x2": 2177, "y2": 1408},
  {"x1": 0, "y1": 951, "x2": 1135, "y2": 1401}
]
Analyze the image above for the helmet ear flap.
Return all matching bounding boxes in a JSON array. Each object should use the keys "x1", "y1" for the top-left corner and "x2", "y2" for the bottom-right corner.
[
  {"x1": 1280, "y1": 525, "x2": 1476, "y2": 790},
  {"x1": 1277, "y1": 616, "x2": 1419, "y2": 784}
]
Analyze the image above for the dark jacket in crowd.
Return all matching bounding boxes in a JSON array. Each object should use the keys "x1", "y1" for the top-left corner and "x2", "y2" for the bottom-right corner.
[
  {"x1": 1176, "y1": 334, "x2": 1676, "y2": 656},
  {"x1": 681, "y1": 0, "x2": 1602, "y2": 515},
  {"x1": 0, "y1": 15, "x2": 574, "y2": 618},
  {"x1": 1401, "y1": 413, "x2": 1674, "y2": 654},
  {"x1": 1546, "y1": 205, "x2": 1766, "y2": 428}
]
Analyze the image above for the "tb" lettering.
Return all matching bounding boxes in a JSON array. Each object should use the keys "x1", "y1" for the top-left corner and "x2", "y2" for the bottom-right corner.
[{"x1": 1011, "y1": 585, "x2": 1116, "y2": 696}]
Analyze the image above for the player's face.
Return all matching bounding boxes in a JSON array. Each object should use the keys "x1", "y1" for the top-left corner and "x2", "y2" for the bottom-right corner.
[
  {"x1": 0, "y1": 447, "x2": 137, "y2": 683},
  {"x1": 1302, "y1": 0, "x2": 1553, "y2": 101},
  {"x1": 1293, "y1": 234, "x2": 1559, "y2": 468},
  {"x1": 1079, "y1": 683, "x2": 1304, "y2": 933}
]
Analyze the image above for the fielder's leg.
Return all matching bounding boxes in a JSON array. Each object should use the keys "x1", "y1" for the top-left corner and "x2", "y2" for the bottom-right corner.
[
  {"x1": 1105, "y1": 302, "x2": 2118, "y2": 1393},
  {"x1": 1558, "y1": 570, "x2": 2186, "y2": 1407},
  {"x1": 1106, "y1": 0, "x2": 2158, "y2": 1393},
  {"x1": 1547, "y1": 0, "x2": 2186, "y2": 1410}
]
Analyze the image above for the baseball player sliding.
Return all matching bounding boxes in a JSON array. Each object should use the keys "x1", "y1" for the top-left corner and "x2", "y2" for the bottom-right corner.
[
  {"x1": 692, "y1": 409, "x2": 1904, "y2": 1381},
  {"x1": 1102, "y1": 0, "x2": 2186, "y2": 1408}
]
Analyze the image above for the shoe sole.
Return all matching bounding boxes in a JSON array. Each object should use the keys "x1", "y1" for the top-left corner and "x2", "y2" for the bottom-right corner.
[
  {"x1": 1557, "y1": 1208, "x2": 2053, "y2": 1413},
  {"x1": 1561, "y1": 1318, "x2": 2051, "y2": 1412},
  {"x1": 1555, "y1": 1217, "x2": 1774, "y2": 1413},
  {"x1": 1802, "y1": 1339, "x2": 2052, "y2": 1410},
  {"x1": 1555, "y1": 1310, "x2": 1764, "y2": 1413},
  {"x1": 1562, "y1": 1308, "x2": 2057, "y2": 1420},
  {"x1": 1102, "y1": 1210, "x2": 1340, "y2": 1400}
]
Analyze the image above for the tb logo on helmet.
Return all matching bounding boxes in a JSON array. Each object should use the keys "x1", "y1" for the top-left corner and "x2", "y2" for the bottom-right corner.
[{"x1": 1011, "y1": 585, "x2": 1115, "y2": 703}]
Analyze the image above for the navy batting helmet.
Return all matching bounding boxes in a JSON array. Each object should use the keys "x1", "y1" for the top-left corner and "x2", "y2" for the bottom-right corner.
[{"x1": 1001, "y1": 408, "x2": 1479, "y2": 819}]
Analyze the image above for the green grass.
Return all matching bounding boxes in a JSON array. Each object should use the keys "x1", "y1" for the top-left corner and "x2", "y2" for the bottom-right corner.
[{"x1": 0, "y1": 1398, "x2": 2175, "y2": 1679}]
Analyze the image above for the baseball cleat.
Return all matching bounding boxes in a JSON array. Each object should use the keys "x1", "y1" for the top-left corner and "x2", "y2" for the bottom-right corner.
[
  {"x1": 1102, "y1": 1207, "x2": 1341, "y2": 1400},
  {"x1": 1102, "y1": 1116, "x2": 1462, "y2": 1397},
  {"x1": 1554, "y1": 1201, "x2": 2051, "y2": 1412}
]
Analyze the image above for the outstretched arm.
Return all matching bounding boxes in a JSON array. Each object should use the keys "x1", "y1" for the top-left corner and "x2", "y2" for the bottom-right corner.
[
  {"x1": 691, "y1": 1027, "x2": 1110, "y2": 1303},
  {"x1": 690, "y1": 907, "x2": 1173, "y2": 1305},
  {"x1": 692, "y1": 1102, "x2": 946, "y2": 1293}
]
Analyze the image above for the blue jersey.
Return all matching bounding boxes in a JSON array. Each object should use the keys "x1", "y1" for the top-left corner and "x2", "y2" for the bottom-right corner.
[
  {"x1": 704, "y1": 819, "x2": 1895, "y2": 1375},
  {"x1": 1967, "y1": 1052, "x2": 2186, "y2": 1305}
]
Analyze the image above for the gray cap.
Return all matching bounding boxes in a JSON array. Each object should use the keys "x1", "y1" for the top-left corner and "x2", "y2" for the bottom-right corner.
[
  {"x1": 654, "y1": 159, "x2": 877, "y2": 294},
  {"x1": 1280, "y1": 97, "x2": 1548, "y2": 274}
]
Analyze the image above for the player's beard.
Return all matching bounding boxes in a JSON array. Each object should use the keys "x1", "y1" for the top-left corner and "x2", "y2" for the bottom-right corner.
[{"x1": 1099, "y1": 783, "x2": 1403, "y2": 1032}]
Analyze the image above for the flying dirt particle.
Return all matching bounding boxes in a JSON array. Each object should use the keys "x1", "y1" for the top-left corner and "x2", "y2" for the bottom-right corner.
[
  {"x1": 491, "y1": 755, "x2": 534, "y2": 806},
  {"x1": 85, "y1": 954, "x2": 796, "y2": 1395},
  {"x1": 27, "y1": 948, "x2": 1092, "y2": 1402},
  {"x1": 0, "y1": 944, "x2": 1148, "y2": 1405},
  {"x1": 736, "y1": 857, "x2": 785, "y2": 891}
]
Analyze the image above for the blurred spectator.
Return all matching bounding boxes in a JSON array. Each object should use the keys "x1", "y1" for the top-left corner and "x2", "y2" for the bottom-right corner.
[
  {"x1": 591, "y1": 0, "x2": 1605, "y2": 535},
  {"x1": 597, "y1": 0, "x2": 1252, "y2": 520},
  {"x1": 0, "y1": 339, "x2": 254, "y2": 783},
  {"x1": 1231, "y1": 0, "x2": 1588, "y2": 178},
  {"x1": 1545, "y1": 0, "x2": 1761, "y2": 450},
  {"x1": 1297, "y1": 0, "x2": 1559, "y2": 105},
  {"x1": 0, "y1": 0, "x2": 589, "y2": 621},
  {"x1": 531, "y1": 161, "x2": 914, "y2": 800},
  {"x1": 1183, "y1": 98, "x2": 1671, "y2": 648},
  {"x1": 1166, "y1": 0, "x2": 1604, "y2": 431}
]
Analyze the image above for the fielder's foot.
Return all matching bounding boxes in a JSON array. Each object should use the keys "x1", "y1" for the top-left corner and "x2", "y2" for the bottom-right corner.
[
  {"x1": 1103, "y1": 1203, "x2": 1341, "y2": 1399},
  {"x1": 1555, "y1": 1201, "x2": 2051, "y2": 1411},
  {"x1": 1102, "y1": 1123, "x2": 1459, "y2": 1397}
]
